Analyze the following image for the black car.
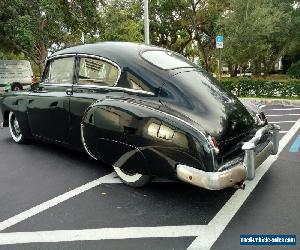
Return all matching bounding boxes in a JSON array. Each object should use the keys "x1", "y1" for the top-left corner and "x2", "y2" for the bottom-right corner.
[{"x1": 0, "y1": 42, "x2": 280, "y2": 190}]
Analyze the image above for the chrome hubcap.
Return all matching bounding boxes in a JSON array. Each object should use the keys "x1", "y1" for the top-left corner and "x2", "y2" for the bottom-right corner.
[{"x1": 12, "y1": 117, "x2": 21, "y2": 135}]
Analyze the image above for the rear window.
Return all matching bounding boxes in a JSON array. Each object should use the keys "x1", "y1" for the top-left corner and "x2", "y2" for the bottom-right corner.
[
  {"x1": 78, "y1": 57, "x2": 119, "y2": 86},
  {"x1": 141, "y1": 50, "x2": 196, "y2": 70}
]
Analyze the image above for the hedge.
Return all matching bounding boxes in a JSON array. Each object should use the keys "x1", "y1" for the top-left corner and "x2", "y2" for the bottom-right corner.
[
  {"x1": 220, "y1": 79, "x2": 300, "y2": 98},
  {"x1": 287, "y1": 60, "x2": 300, "y2": 79}
]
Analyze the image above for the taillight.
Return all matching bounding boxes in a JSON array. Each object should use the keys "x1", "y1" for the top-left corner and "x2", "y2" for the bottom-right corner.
[{"x1": 208, "y1": 136, "x2": 220, "y2": 155}]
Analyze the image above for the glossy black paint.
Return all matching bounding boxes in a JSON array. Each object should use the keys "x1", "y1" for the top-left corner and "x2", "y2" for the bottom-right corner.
[{"x1": 0, "y1": 42, "x2": 261, "y2": 179}]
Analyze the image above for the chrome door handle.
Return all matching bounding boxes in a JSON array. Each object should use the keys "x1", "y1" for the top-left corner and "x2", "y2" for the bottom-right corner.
[{"x1": 66, "y1": 88, "x2": 73, "y2": 96}]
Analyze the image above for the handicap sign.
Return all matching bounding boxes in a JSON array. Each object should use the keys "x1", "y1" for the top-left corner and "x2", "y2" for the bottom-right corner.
[{"x1": 216, "y1": 35, "x2": 224, "y2": 48}]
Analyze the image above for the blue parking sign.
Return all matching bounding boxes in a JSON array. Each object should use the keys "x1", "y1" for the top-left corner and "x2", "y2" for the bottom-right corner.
[
  {"x1": 216, "y1": 35, "x2": 224, "y2": 43},
  {"x1": 216, "y1": 35, "x2": 224, "y2": 48}
]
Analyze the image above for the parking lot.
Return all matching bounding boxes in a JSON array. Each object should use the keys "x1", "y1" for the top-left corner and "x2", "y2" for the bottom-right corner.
[{"x1": 0, "y1": 103, "x2": 299, "y2": 250}]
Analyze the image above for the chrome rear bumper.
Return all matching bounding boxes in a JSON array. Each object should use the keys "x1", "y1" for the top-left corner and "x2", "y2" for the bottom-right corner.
[
  {"x1": 176, "y1": 124, "x2": 280, "y2": 190},
  {"x1": 242, "y1": 123, "x2": 280, "y2": 180}
]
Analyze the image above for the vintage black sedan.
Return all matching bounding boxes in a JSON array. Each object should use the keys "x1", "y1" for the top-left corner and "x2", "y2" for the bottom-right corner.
[{"x1": 0, "y1": 42, "x2": 280, "y2": 190}]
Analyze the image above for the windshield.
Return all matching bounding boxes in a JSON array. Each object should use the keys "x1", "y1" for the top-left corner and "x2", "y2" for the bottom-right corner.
[{"x1": 142, "y1": 50, "x2": 197, "y2": 70}]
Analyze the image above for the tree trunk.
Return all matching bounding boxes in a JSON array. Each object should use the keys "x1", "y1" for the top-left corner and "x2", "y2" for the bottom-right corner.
[
  {"x1": 229, "y1": 64, "x2": 238, "y2": 77},
  {"x1": 37, "y1": 43, "x2": 48, "y2": 77},
  {"x1": 252, "y1": 59, "x2": 261, "y2": 76}
]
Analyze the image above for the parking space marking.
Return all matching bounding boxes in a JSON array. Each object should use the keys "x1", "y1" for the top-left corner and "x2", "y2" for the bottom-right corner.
[
  {"x1": 0, "y1": 171, "x2": 173, "y2": 233},
  {"x1": 268, "y1": 120, "x2": 297, "y2": 124},
  {"x1": 0, "y1": 172, "x2": 117, "y2": 231},
  {"x1": 187, "y1": 119, "x2": 300, "y2": 250},
  {"x1": 0, "y1": 226, "x2": 205, "y2": 245},
  {"x1": 279, "y1": 131, "x2": 288, "y2": 134},
  {"x1": 267, "y1": 107, "x2": 300, "y2": 111},
  {"x1": 266, "y1": 114, "x2": 300, "y2": 117}
]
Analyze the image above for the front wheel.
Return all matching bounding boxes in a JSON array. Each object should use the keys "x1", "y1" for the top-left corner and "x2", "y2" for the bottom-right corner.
[
  {"x1": 113, "y1": 166, "x2": 152, "y2": 187},
  {"x1": 9, "y1": 112, "x2": 26, "y2": 143},
  {"x1": 11, "y1": 82, "x2": 23, "y2": 91}
]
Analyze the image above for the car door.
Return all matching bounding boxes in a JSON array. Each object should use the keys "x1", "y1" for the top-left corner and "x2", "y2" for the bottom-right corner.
[
  {"x1": 27, "y1": 56, "x2": 75, "y2": 144},
  {"x1": 69, "y1": 55, "x2": 121, "y2": 149}
]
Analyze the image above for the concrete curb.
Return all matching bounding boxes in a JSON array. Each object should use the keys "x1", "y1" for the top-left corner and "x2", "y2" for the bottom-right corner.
[{"x1": 239, "y1": 97, "x2": 300, "y2": 106}]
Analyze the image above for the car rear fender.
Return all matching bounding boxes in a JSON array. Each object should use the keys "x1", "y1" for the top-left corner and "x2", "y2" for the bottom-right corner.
[{"x1": 80, "y1": 99, "x2": 215, "y2": 178}]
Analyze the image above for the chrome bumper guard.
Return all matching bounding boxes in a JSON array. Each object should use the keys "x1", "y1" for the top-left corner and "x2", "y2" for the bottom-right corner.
[{"x1": 176, "y1": 124, "x2": 280, "y2": 190}]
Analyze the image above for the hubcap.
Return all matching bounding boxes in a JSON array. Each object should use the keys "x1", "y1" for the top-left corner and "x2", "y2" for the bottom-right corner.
[{"x1": 12, "y1": 116, "x2": 21, "y2": 136}]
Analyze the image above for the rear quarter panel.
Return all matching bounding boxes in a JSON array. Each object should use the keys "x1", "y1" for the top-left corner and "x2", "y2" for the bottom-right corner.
[{"x1": 81, "y1": 98, "x2": 214, "y2": 179}]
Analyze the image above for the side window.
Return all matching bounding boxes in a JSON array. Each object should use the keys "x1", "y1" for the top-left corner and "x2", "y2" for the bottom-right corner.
[
  {"x1": 78, "y1": 57, "x2": 119, "y2": 86},
  {"x1": 44, "y1": 57, "x2": 74, "y2": 84}
]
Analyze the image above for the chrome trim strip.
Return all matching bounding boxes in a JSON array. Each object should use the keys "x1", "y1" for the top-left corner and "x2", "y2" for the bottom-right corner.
[
  {"x1": 80, "y1": 123, "x2": 97, "y2": 160},
  {"x1": 46, "y1": 53, "x2": 77, "y2": 64},
  {"x1": 41, "y1": 83, "x2": 73, "y2": 87},
  {"x1": 73, "y1": 85, "x2": 155, "y2": 96}
]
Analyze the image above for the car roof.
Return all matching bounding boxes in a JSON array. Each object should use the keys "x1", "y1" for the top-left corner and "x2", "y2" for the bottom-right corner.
[{"x1": 49, "y1": 42, "x2": 165, "y2": 67}]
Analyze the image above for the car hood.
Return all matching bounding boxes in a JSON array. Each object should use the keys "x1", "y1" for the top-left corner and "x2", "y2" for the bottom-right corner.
[{"x1": 159, "y1": 69, "x2": 256, "y2": 148}]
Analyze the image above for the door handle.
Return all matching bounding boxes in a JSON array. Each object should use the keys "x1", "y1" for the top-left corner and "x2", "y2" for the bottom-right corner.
[{"x1": 66, "y1": 88, "x2": 73, "y2": 96}]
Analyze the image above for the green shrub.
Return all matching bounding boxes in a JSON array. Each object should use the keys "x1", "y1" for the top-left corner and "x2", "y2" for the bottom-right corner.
[
  {"x1": 287, "y1": 61, "x2": 300, "y2": 79},
  {"x1": 220, "y1": 79, "x2": 300, "y2": 98}
]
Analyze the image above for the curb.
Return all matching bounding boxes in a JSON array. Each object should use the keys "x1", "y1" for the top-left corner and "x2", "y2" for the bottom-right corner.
[{"x1": 239, "y1": 97, "x2": 300, "y2": 106}]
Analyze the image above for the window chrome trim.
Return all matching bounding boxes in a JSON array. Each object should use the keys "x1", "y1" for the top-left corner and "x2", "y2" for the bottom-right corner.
[
  {"x1": 43, "y1": 54, "x2": 76, "y2": 85},
  {"x1": 46, "y1": 53, "x2": 121, "y2": 87},
  {"x1": 41, "y1": 83, "x2": 73, "y2": 87},
  {"x1": 44, "y1": 54, "x2": 77, "y2": 72},
  {"x1": 73, "y1": 85, "x2": 155, "y2": 96},
  {"x1": 45, "y1": 53, "x2": 156, "y2": 95}
]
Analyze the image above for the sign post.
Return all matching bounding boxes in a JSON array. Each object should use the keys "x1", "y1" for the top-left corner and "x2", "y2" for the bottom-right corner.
[
  {"x1": 144, "y1": 0, "x2": 150, "y2": 45},
  {"x1": 216, "y1": 35, "x2": 224, "y2": 81}
]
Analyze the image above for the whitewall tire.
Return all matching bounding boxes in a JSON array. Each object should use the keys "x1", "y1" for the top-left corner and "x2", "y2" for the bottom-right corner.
[
  {"x1": 113, "y1": 166, "x2": 152, "y2": 187},
  {"x1": 9, "y1": 112, "x2": 26, "y2": 144}
]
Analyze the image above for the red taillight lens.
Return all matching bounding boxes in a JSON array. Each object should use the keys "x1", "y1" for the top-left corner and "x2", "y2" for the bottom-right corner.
[
  {"x1": 211, "y1": 137, "x2": 218, "y2": 147},
  {"x1": 209, "y1": 136, "x2": 220, "y2": 154}
]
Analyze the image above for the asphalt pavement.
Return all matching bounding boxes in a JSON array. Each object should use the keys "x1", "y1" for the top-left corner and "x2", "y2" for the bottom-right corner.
[{"x1": 0, "y1": 104, "x2": 299, "y2": 250}]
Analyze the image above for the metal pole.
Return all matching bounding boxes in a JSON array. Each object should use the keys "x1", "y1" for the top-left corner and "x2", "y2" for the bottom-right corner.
[
  {"x1": 144, "y1": 0, "x2": 150, "y2": 45},
  {"x1": 218, "y1": 49, "x2": 222, "y2": 81},
  {"x1": 81, "y1": 32, "x2": 85, "y2": 44}
]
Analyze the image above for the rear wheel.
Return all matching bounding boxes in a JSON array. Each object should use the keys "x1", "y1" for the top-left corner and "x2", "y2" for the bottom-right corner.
[
  {"x1": 113, "y1": 166, "x2": 152, "y2": 187},
  {"x1": 9, "y1": 112, "x2": 26, "y2": 143}
]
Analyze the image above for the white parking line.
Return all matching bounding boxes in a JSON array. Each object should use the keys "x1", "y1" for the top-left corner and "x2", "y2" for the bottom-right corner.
[
  {"x1": 187, "y1": 119, "x2": 300, "y2": 250},
  {"x1": 268, "y1": 121, "x2": 297, "y2": 124},
  {"x1": 0, "y1": 172, "x2": 172, "y2": 232},
  {"x1": 0, "y1": 172, "x2": 117, "y2": 231},
  {"x1": 267, "y1": 107, "x2": 300, "y2": 111},
  {"x1": 266, "y1": 114, "x2": 300, "y2": 117},
  {"x1": 0, "y1": 226, "x2": 205, "y2": 245},
  {"x1": 279, "y1": 131, "x2": 288, "y2": 134}
]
